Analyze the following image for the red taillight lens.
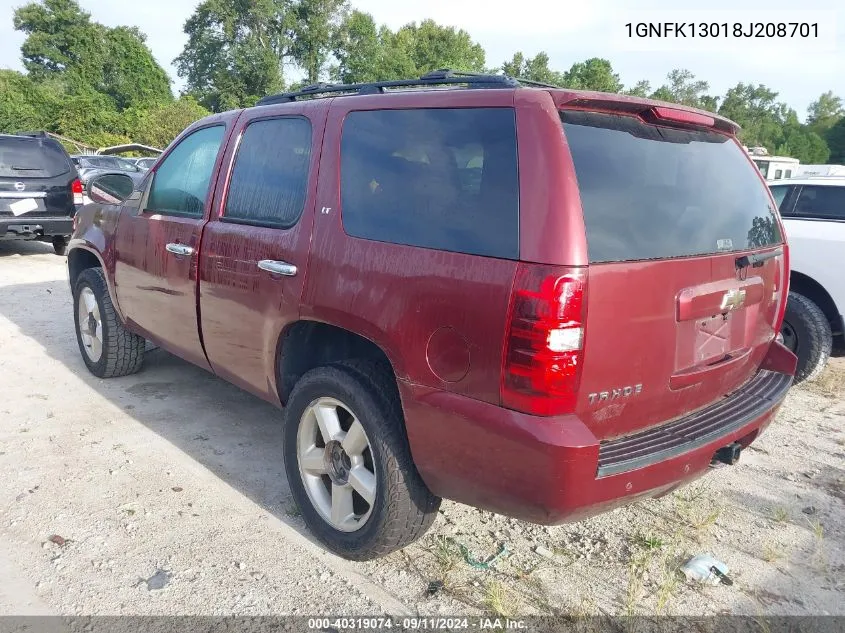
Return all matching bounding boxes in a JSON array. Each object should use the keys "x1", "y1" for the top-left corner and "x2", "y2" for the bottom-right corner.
[
  {"x1": 72, "y1": 178, "x2": 84, "y2": 206},
  {"x1": 651, "y1": 106, "x2": 715, "y2": 128},
  {"x1": 501, "y1": 264, "x2": 587, "y2": 416}
]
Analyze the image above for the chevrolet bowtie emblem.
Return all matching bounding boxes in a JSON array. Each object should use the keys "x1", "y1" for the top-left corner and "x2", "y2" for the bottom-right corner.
[{"x1": 720, "y1": 288, "x2": 746, "y2": 312}]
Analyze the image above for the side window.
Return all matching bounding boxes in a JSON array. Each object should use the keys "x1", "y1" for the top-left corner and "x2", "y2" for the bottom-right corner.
[
  {"x1": 223, "y1": 117, "x2": 312, "y2": 228},
  {"x1": 785, "y1": 169, "x2": 792, "y2": 178},
  {"x1": 774, "y1": 169, "x2": 783, "y2": 180},
  {"x1": 147, "y1": 125, "x2": 225, "y2": 217},
  {"x1": 793, "y1": 186, "x2": 845, "y2": 220},
  {"x1": 340, "y1": 108, "x2": 519, "y2": 259}
]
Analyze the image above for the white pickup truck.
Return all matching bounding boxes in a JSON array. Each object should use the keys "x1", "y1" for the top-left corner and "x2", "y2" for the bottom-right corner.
[{"x1": 769, "y1": 177, "x2": 845, "y2": 381}]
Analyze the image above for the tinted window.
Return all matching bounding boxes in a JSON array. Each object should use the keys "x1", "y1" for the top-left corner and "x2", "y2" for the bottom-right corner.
[
  {"x1": 224, "y1": 117, "x2": 311, "y2": 228},
  {"x1": 341, "y1": 108, "x2": 519, "y2": 259},
  {"x1": 774, "y1": 169, "x2": 783, "y2": 179},
  {"x1": 769, "y1": 185, "x2": 789, "y2": 210},
  {"x1": 147, "y1": 126, "x2": 225, "y2": 217},
  {"x1": 0, "y1": 137, "x2": 71, "y2": 178},
  {"x1": 562, "y1": 112, "x2": 781, "y2": 263},
  {"x1": 790, "y1": 185, "x2": 845, "y2": 220}
]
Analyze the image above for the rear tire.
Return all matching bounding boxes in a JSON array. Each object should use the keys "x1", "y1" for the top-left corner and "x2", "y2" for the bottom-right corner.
[
  {"x1": 73, "y1": 267, "x2": 145, "y2": 378},
  {"x1": 283, "y1": 361, "x2": 440, "y2": 560},
  {"x1": 782, "y1": 291, "x2": 832, "y2": 383}
]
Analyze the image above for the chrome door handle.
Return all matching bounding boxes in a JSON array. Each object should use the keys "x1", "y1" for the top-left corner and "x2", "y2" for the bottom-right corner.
[
  {"x1": 165, "y1": 243, "x2": 195, "y2": 256},
  {"x1": 257, "y1": 260, "x2": 297, "y2": 276}
]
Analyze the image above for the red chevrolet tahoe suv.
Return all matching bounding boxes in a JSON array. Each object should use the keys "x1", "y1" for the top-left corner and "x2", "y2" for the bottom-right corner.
[{"x1": 68, "y1": 71, "x2": 797, "y2": 560}]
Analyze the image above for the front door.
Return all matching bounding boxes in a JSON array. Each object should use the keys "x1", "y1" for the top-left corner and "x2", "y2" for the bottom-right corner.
[
  {"x1": 114, "y1": 120, "x2": 233, "y2": 369},
  {"x1": 198, "y1": 101, "x2": 328, "y2": 402}
]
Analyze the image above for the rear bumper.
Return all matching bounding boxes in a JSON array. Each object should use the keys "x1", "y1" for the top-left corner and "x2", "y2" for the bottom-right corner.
[
  {"x1": 0, "y1": 216, "x2": 73, "y2": 239},
  {"x1": 401, "y1": 344, "x2": 795, "y2": 525}
]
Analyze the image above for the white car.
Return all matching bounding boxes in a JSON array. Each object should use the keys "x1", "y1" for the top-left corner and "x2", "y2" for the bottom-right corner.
[{"x1": 769, "y1": 177, "x2": 845, "y2": 381}]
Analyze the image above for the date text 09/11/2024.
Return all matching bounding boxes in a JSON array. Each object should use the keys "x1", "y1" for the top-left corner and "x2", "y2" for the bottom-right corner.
[
  {"x1": 307, "y1": 618, "x2": 528, "y2": 630},
  {"x1": 625, "y1": 22, "x2": 819, "y2": 38}
]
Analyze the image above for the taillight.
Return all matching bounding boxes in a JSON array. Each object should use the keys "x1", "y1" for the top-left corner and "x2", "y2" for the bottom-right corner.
[
  {"x1": 501, "y1": 264, "x2": 587, "y2": 416},
  {"x1": 773, "y1": 244, "x2": 790, "y2": 332},
  {"x1": 72, "y1": 178, "x2": 84, "y2": 206}
]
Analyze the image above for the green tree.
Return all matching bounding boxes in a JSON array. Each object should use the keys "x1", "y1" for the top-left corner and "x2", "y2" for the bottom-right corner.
[
  {"x1": 807, "y1": 91, "x2": 843, "y2": 136},
  {"x1": 290, "y1": 0, "x2": 348, "y2": 83},
  {"x1": 561, "y1": 58, "x2": 622, "y2": 93},
  {"x1": 175, "y1": 0, "x2": 293, "y2": 111},
  {"x1": 128, "y1": 97, "x2": 211, "y2": 149},
  {"x1": 718, "y1": 83, "x2": 788, "y2": 148},
  {"x1": 102, "y1": 27, "x2": 172, "y2": 110},
  {"x1": 825, "y1": 117, "x2": 845, "y2": 164},
  {"x1": 330, "y1": 10, "x2": 381, "y2": 83},
  {"x1": 501, "y1": 51, "x2": 565, "y2": 85},
  {"x1": 624, "y1": 80, "x2": 651, "y2": 97},
  {"x1": 0, "y1": 70, "x2": 53, "y2": 132},
  {"x1": 650, "y1": 69, "x2": 716, "y2": 110},
  {"x1": 385, "y1": 20, "x2": 486, "y2": 77}
]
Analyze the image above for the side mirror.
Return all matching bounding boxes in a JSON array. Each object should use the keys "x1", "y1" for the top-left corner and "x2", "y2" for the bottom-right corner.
[{"x1": 87, "y1": 173, "x2": 135, "y2": 204}]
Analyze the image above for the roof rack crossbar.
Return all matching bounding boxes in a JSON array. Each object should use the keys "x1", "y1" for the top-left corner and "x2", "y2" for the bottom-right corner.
[{"x1": 257, "y1": 69, "x2": 521, "y2": 105}]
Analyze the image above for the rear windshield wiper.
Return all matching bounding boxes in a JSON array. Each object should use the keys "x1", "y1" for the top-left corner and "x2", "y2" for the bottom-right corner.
[{"x1": 735, "y1": 246, "x2": 783, "y2": 269}]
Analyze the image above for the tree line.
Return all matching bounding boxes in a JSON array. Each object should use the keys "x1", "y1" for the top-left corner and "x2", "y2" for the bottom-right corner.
[{"x1": 1, "y1": 0, "x2": 843, "y2": 164}]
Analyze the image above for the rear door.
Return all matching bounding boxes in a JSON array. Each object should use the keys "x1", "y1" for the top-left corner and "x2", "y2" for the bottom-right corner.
[
  {"x1": 0, "y1": 136, "x2": 76, "y2": 218},
  {"x1": 561, "y1": 110, "x2": 787, "y2": 440},
  {"x1": 198, "y1": 101, "x2": 328, "y2": 403}
]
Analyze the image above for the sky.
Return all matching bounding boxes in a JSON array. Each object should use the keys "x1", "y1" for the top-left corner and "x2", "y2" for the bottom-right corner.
[{"x1": 0, "y1": 0, "x2": 842, "y2": 120}]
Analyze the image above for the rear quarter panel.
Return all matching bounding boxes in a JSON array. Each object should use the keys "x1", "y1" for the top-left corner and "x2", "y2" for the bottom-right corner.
[{"x1": 783, "y1": 217, "x2": 845, "y2": 318}]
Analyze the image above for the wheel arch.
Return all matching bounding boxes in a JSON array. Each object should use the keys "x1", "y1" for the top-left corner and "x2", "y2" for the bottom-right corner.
[
  {"x1": 275, "y1": 320, "x2": 399, "y2": 406},
  {"x1": 789, "y1": 270, "x2": 844, "y2": 339}
]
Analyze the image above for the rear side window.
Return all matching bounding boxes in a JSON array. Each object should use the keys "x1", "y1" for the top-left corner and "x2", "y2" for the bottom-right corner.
[
  {"x1": 224, "y1": 117, "x2": 312, "y2": 228},
  {"x1": 0, "y1": 137, "x2": 71, "y2": 178},
  {"x1": 790, "y1": 186, "x2": 845, "y2": 220},
  {"x1": 769, "y1": 185, "x2": 789, "y2": 210},
  {"x1": 341, "y1": 108, "x2": 519, "y2": 259},
  {"x1": 563, "y1": 111, "x2": 782, "y2": 263}
]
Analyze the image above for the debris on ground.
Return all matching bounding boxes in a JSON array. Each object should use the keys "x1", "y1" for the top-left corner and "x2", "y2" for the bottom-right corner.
[
  {"x1": 47, "y1": 534, "x2": 67, "y2": 547},
  {"x1": 681, "y1": 554, "x2": 732, "y2": 586},
  {"x1": 456, "y1": 541, "x2": 509, "y2": 570},
  {"x1": 426, "y1": 580, "x2": 445, "y2": 597},
  {"x1": 533, "y1": 545, "x2": 555, "y2": 560},
  {"x1": 143, "y1": 569, "x2": 172, "y2": 591}
]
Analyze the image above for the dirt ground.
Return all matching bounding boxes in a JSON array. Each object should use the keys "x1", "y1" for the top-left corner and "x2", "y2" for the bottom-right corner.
[{"x1": 1, "y1": 241, "x2": 843, "y2": 617}]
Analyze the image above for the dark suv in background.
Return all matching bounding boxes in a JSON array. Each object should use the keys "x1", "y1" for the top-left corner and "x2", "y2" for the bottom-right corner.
[{"x1": 1, "y1": 132, "x2": 82, "y2": 254}]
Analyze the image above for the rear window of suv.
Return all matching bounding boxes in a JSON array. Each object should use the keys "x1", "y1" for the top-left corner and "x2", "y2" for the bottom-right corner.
[
  {"x1": 0, "y1": 137, "x2": 71, "y2": 178},
  {"x1": 340, "y1": 108, "x2": 519, "y2": 259},
  {"x1": 561, "y1": 111, "x2": 782, "y2": 263}
]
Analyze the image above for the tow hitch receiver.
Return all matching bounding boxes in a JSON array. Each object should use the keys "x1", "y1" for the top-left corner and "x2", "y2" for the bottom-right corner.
[{"x1": 711, "y1": 442, "x2": 742, "y2": 466}]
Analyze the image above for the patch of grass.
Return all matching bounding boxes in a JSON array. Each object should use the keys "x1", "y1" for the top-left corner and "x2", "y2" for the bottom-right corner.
[
  {"x1": 762, "y1": 542, "x2": 785, "y2": 563},
  {"x1": 633, "y1": 533, "x2": 664, "y2": 551},
  {"x1": 625, "y1": 550, "x2": 653, "y2": 617},
  {"x1": 771, "y1": 506, "x2": 789, "y2": 523},
  {"x1": 484, "y1": 580, "x2": 516, "y2": 618},
  {"x1": 654, "y1": 549, "x2": 682, "y2": 615},
  {"x1": 429, "y1": 535, "x2": 462, "y2": 574},
  {"x1": 805, "y1": 518, "x2": 827, "y2": 570}
]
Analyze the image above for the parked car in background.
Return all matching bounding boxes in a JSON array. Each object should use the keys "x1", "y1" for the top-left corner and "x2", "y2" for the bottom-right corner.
[
  {"x1": 133, "y1": 157, "x2": 157, "y2": 170},
  {"x1": 68, "y1": 71, "x2": 797, "y2": 560},
  {"x1": 71, "y1": 154, "x2": 147, "y2": 188},
  {"x1": 769, "y1": 177, "x2": 845, "y2": 381},
  {"x1": 1, "y1": 131, "x2": 82, "y2": 254}
]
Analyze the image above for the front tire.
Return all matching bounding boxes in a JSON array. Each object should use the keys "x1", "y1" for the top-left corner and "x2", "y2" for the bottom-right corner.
[
  {"x1": 782, "y1": 291, "x2": 832, "y2": 383},
  {"x1": 283, "y1": 361, "x2": 440, "y2": 560},
  {"x1": 73, "y1": 267, "x2": 145, "y2": 378}
]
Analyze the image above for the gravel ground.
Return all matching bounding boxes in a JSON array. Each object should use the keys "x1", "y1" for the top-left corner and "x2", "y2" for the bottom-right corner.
[{"x1": 1, "y1": 241, "x2": 843, "y2": 617}]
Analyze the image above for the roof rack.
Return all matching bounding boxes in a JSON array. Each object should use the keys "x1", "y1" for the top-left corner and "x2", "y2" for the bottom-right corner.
[{"x1": 257, "y1": 69, "x2": 524, "y2": 105}]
